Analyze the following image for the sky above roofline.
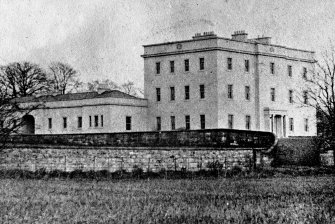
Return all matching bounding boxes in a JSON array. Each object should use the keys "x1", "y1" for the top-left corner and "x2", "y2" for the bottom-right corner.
[{"x1": 0, "y1": 0, "x2": 334, "y2": 89}]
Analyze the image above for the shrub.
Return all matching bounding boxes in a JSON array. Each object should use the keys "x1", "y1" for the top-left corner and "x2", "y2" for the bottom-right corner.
[{"x1": 132, "y1": 165, "x2": 144, "y2": 178}]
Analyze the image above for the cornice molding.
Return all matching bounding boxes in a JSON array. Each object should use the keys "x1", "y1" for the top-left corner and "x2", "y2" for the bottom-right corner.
[{"x1": 141, "y1": 47, "x2": 316, "y2": 63}]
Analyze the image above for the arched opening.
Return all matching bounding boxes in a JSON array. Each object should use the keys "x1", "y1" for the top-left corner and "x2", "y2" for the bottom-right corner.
[{"x1": 21, "y1": 115, "x2": 35, "y2": 134}]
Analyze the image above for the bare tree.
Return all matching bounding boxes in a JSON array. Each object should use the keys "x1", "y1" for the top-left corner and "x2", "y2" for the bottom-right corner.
[
  {"x1": 0, "y1": 77, "x2": 43, "y2": 147},
  {"x1": 86, "y1": 79, "x2": 120, "y2": 92},
  {"x1": 0, "y1": 62, "x2": 48, "y2": 98},
  {"x1": 305, "y1": 48, "x2": 335, "y2": 166},
  {"x1": 48, "y1": 62, "x2": 82, "y2": 94},
  {"x1": 121, "y1": 81, "x2": 140, "y2": 97}
]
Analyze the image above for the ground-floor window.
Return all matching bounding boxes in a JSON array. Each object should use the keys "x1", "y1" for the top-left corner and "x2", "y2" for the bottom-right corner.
[
  {"x1": 200, "y1": 114, "x2": 205, "y2": 129},
  {"x1": 77, "y1": 116, "x2": 82, "y2": 129},
  {"x1": 63, "y1": 117, "x2": 67, "y2": 129},
  {"x1": 304, "y1": 118, "x2": 309, "y2": 132},
  {"x1": 289, "y1": 118, "x2": 294, "y2": 131},
  {"x1": 170, "y1": 116, "x2": 175, "y2": 130},
  {"x1": 48, "y1": 118, "x2": 52, "y2": 129},
  {"x1": 156, "y1": 117, "x2": 161, "y2": 131},
  {"x1": 228, "y1": 114, "x2": 234, "y2": 129},
  {"x1": 126, "y1": 116, "x2": 131, "y2": 130},
  {"x1": 185, "y1": 115, "x2": 190, "y2": 130},
  {"x1": 245, "y1": 115, "x2": 251, "y2": 130}
]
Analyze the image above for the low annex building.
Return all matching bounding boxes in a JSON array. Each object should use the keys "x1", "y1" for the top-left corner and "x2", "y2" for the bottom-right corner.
[
  {"x1": 15, "y1": 31, "x2": 316, "y2": 137},
  {"x1": 17, "y1": 89, "x2": 148, "y2": 134}
]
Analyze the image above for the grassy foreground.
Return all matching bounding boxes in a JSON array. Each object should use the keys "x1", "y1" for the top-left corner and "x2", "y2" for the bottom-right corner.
[{"x1": 0, "y1": 176, "x2": 334, "y2": 223}]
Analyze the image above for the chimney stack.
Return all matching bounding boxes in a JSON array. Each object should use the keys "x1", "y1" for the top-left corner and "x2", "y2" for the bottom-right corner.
[
  {"x1": 192, "y1": 31, "x2": 217, "y2": 39},
  {"x1": 231, "y1": 30, "x2": 248, "y2": 41}
]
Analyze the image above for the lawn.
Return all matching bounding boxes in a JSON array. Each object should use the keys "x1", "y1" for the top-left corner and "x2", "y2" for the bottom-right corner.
[{"x1": 0, "y1": 176, "x2": 334, "y2": 223}]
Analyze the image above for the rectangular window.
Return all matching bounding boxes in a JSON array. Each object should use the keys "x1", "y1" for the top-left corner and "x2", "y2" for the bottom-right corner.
[
  {"x1": 303, "y1": 67, "x2": 307, "y2": 79},
  {"x1": 271, "y1": 88, "x2": 275, "y2": 101},
  {"x1": 170, "y1": 87, "x2": 175, "y2": 101},
  {"x1": 170, "y1": 61, "x2": 174, "y2": 73},
  {"x1": 94, "y1": 115, "x2": 99, "y2": 127},
  {"x1": 270, "y1": 62, "x2": 275, "y2": 74},
  {"x1": 156, "y1": 88, "x2": 161, "y2": 102},
  {"x1": 77, "y1": 116, "x2": 82, "y2": 129},
  {"x1": 126, "y1": 116, "x2": 131, "y2": 130},
  {"x1": 199, "y1": 57, "x2": 204, "y2": 70},
  {"x1": 289, "y1": 90, "x2": 293, "y2": 103},
  {"x1": 245, "y1": 86, "x2": 250, "y2": 100},
  {"x1": 288, "y1": 65, "x2": 292, "y2": 77},
  {"x1": 184, "y1": 59, "x2": 189, "y2": 72},
  {"x1": 227, "y1": 57, "x2": 232, "y2": 70},
  {"x1": 245, "y1": 115, "x2": 251, "y2": 130},
  {"x1": 200, "y1": 114, "x2": 205, "y2": 129},
  {"x1": 170, "y1": 116, "x2": 175, "y2": 130},
  {"x1": 89, "y1": 116, "x2": 92, "y2": 127},
  {"x1": 48, "y1": 118, "x2": 52, "y2": 129},
  {"x1": 156, "y1": 62, "x2": 160, "y2": 74},
  {"x1": 228, "y1": 84, "x2": 233, "y2": 99},
  {"x1": 305, "y1": 118, "x2": 309, "y2": 132},
  {"x1": 156, "y1": 117, "x2": 161, "y2": 131},
  {"x1": 200, "y1": 84, "x2": 205, "y2": 99},
  {"x1": 289, "y1": 118, "x2": 294, "y2": 131},
  {"x1": 303, "y1": 91, "x2": 308, "y2": 104},
  {"x1": 228, "y1": 114, "x2": 234, "y2": 129},
  {"x1": 185, "y1": 85, "x2": 190, "y2": 100},
  {"x1": 63, "y1": 117, "x2": 67, "y2": 129},
  {"x1": 245, "y1": 59, "x2": 249, "y2": 72},
  {"x1": 185, "y1": 115, "x2": 190, "y2": 130},
  {"x1": 100, "y1": 115, "x2": 103, "y2": 127}
]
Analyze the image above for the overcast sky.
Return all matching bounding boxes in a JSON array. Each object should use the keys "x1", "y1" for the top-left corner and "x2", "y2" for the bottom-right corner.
[{"x1": 1, "y1": 0, "x2": 335, "y2": 88}]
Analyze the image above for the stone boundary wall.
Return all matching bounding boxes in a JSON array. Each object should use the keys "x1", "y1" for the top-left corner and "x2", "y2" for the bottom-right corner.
[{"x1": 0, "y1": 146, "x2": 268, "y2": 172}]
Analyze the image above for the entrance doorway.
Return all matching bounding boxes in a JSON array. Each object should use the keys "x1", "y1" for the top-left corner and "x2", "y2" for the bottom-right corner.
[
  {"x1": 270, "y1": 114, "x2": 286, "y2": 138},
  {"x1": 21, "y1": 115, "x2": 35, "y2": 134}
]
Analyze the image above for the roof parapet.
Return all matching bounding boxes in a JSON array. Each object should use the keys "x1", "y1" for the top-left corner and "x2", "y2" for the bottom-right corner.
[{"x1": 249, "y1": 36, "x2": 272, "y2": 45}]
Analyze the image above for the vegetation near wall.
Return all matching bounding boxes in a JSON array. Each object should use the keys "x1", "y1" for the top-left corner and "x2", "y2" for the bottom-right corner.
[{"x1": 274, "y1": 137, "x2": 322, "y2": 166}]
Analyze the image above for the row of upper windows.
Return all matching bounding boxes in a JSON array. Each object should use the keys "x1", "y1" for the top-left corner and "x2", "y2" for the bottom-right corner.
[
  {"x1": 154, "y1": 57, "x2": 308, "y2": 77},
  {"x1": 270, "y1": 88, "x2": 309, "y2": 104},
  {"x1": 47, "y1": 115, "x2": 134, "y2": 131},
  {"x1": 156, "y1": 85, "x2": 205, "y2": 101},
  {"x1": 155, "y1": 84, "x2": 309, "y2": 104},
  {"x1": 155, "y1": 85, "x2": 251, "y2": 101},
  {"x1": 155, "y1": 57, "x2": 205, "y2": 74}
]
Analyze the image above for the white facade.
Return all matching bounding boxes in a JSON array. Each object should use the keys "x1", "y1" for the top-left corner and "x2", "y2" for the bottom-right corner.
[
  {"x1": 17, "y1": 31, "x2": 316, "y2": 137},
  {"x1": 18, "y1": 90, "x2": 149, "y2": 134},
  {"x1": 142, "y1": 31, "x2": 316, "y2": 137}
]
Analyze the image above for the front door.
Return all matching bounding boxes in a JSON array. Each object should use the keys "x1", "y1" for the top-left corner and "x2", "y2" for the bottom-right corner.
[{"x1": 274, "y1": 115, "x2": 282, "y2": 137}]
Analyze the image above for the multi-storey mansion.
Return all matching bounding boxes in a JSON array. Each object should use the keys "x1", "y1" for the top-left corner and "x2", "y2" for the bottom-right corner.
[
  {"x1": 17, "y1": 31, "x2": 316, "y2": 137},
  {"x1": 142, "y1": 31, "x2": 316, "y2": 137}
]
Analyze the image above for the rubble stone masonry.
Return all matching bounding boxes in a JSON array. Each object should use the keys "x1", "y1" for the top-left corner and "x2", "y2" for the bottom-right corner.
[{"x1": 0, "y1": 146, "x2": 261, "y2": 172}]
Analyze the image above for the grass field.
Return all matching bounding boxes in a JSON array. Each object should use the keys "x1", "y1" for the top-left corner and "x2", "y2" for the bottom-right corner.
[{"x1": 0, "y1": 176, "x2": 334, "y2": 223}]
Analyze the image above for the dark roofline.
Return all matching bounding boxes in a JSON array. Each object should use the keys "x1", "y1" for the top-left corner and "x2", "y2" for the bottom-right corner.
[
  {"x1": 15, "y1": 90, "x2": 147, "y2": 103},
  {"x1": 143, "y1": 36, "x2": 315, "y2": 54}
]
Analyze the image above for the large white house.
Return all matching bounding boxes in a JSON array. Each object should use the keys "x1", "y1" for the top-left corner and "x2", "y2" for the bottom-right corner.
[
  {"x1": 142, "y1": 31, "x2": 316, "y2": 137},
  {"x1": 17, "y1": 31, "x2": 316, "y2": 137}
]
